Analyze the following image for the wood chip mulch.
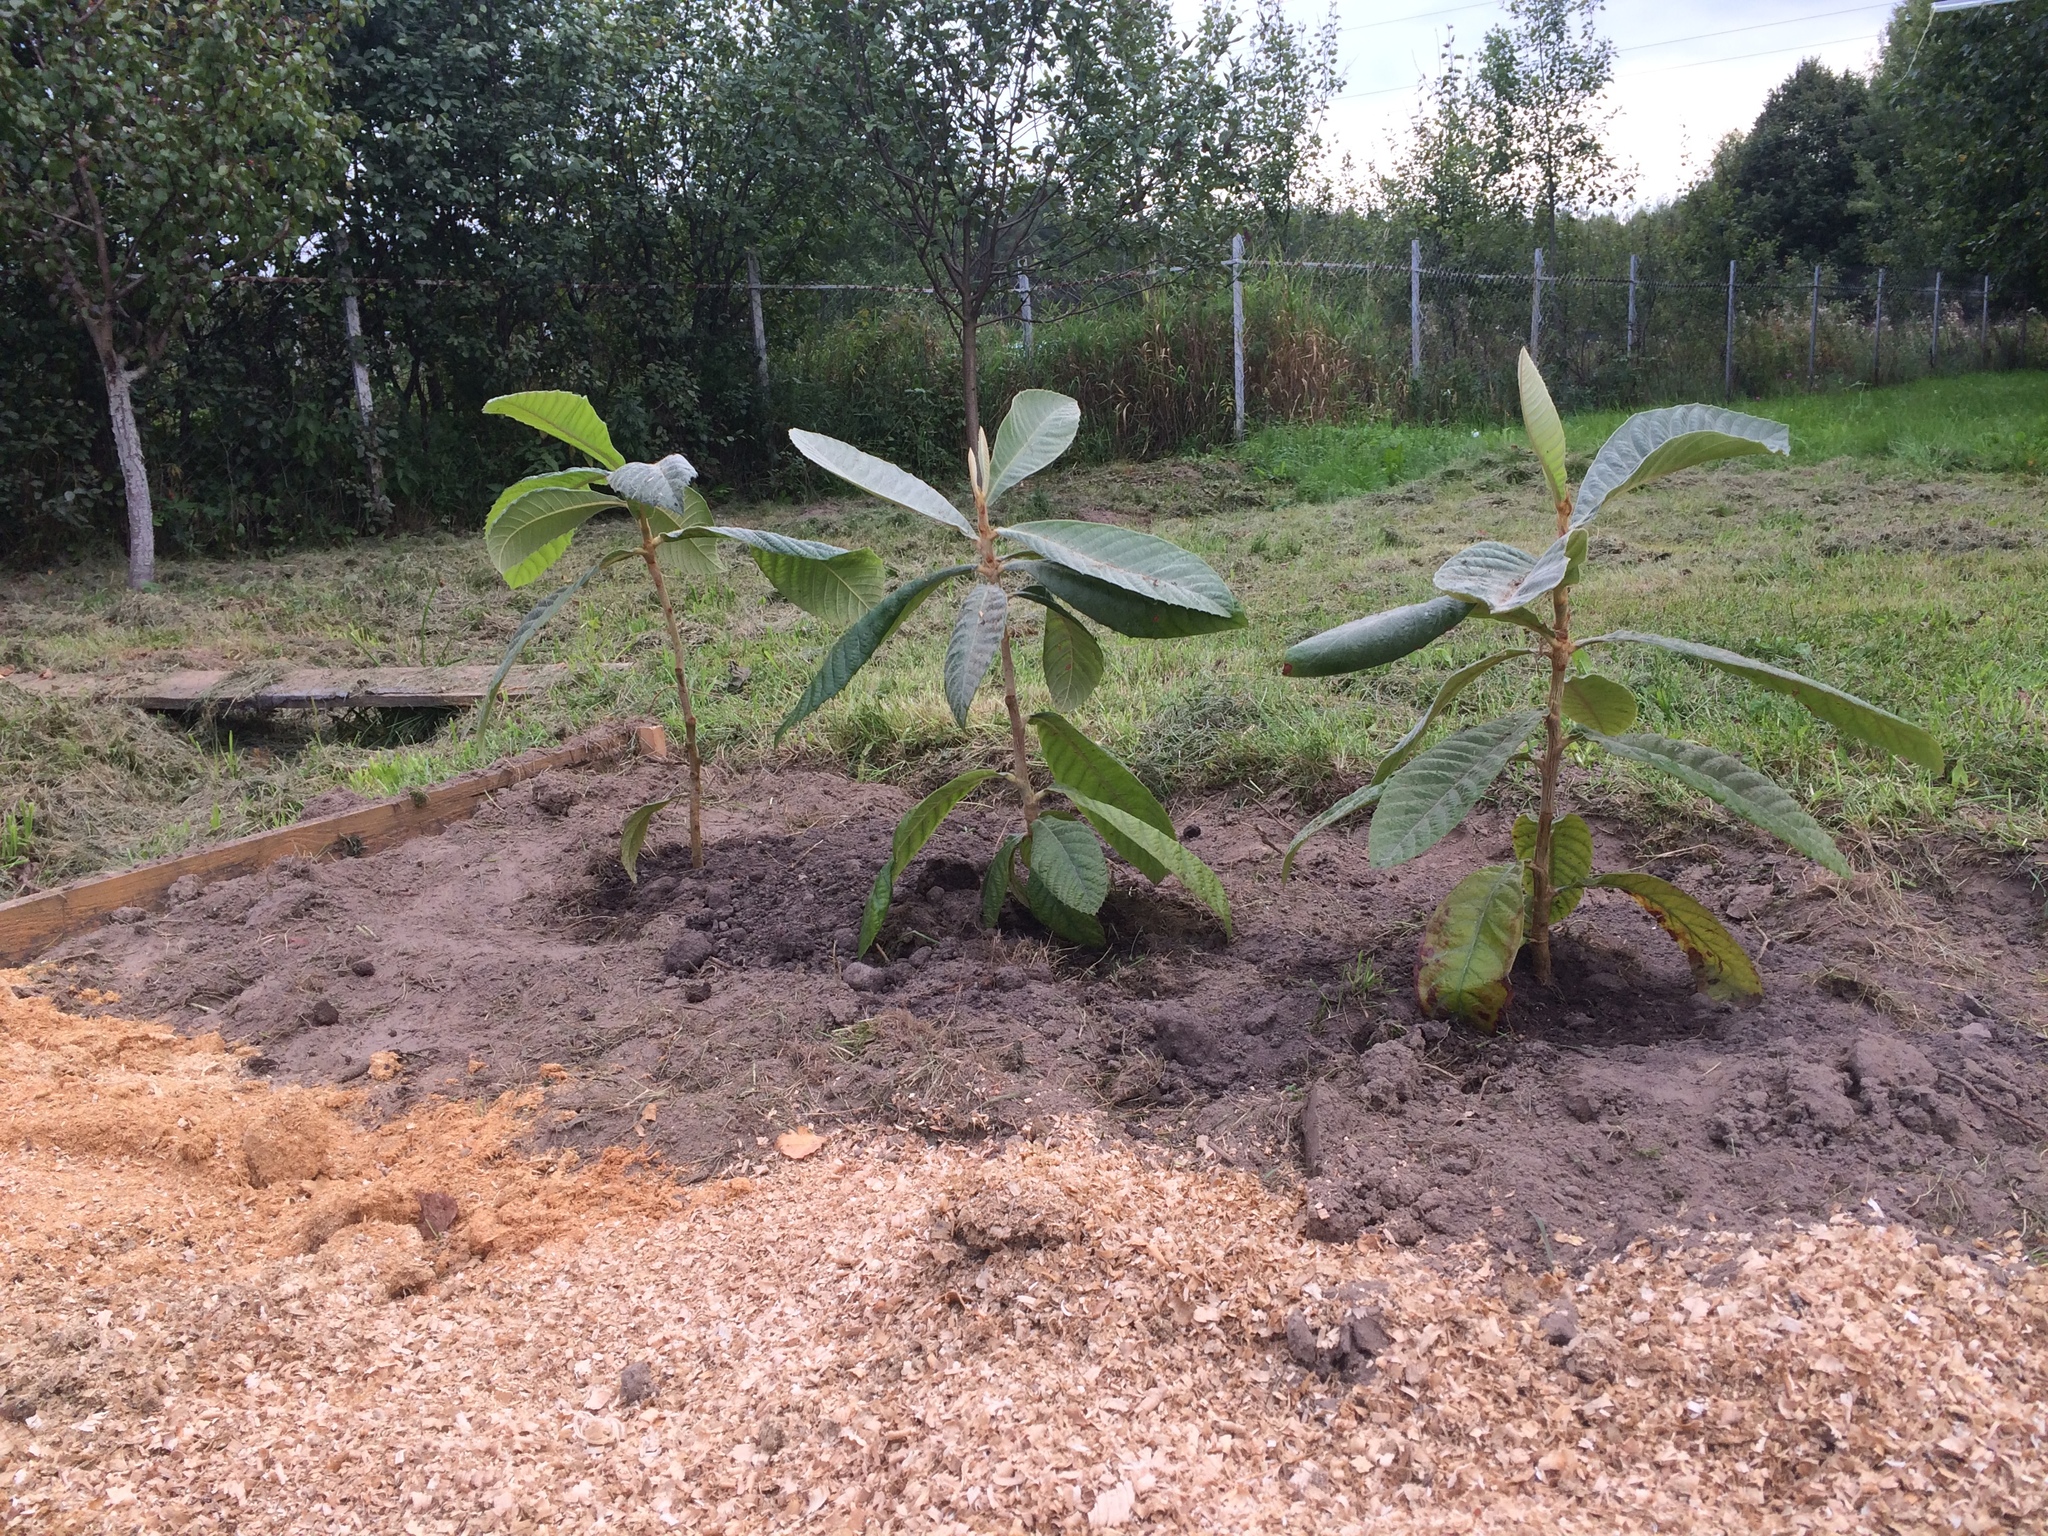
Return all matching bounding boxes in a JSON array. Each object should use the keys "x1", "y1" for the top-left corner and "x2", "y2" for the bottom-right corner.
[{"x1": 3, "y1": 981, "x2": 2044, "y2": 1534}]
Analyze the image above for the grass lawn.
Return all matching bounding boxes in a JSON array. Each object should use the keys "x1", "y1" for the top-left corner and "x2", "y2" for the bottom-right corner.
[{"x1": 2, "y1": 371, "x2": 2043, "y2": 895}]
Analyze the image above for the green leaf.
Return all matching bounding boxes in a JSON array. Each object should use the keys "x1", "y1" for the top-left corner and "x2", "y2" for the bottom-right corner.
[
  {"x1": 1434, "y1": 541, "x2": 1539, "y2": 612},
  {"x1": 1597, "y1": 631, "x2": 1941, "y2": 771},
  {"x1": 1373, "y1": 649, "x2": 1534, "y2": 784},
  {"x1": 608, "y1": 457, "x2": 695, "y2": 516},
  {"x1": 1027, "y1": 560, "x2": 1249, "y2": 639},
  {"x1": 1512, "y1": 812, "x2": 1593, "y2": 923},
  {"x1": 1564, "y1": 528, "x2": 1589, "y2": 584},
  {"x1": 1561, "y1": 673, "x2": 1640, "y2": 734},
  {"x1": 857, "y1": 769, "x2": 1000, "y2": 955},
  {"x1": 787, "y1": 429, "x2": 975, "y2": 538},
  {"x1": 1370, "y1": 711, "x2": 1542, "y2": 868},
  {"x1": 655, "y1": 486, "x2": 720, "y2": 578},
  {"x1": 1282, "y1": 595, "x2": 1472, "y2": 677},
  {"x1": 778, "y1": 565, "x2": 974, "y2": 738},
  {"x1": 943, "y1": 584, "x2": 1009, "y2": 726},
  {"x1": 1033, "y1": 594, "x2": 1104, "y2": 711},
  {"x1": 1058, "y1": 789, "x2": 1231, "y2": 933},
  {"x1": 485, "y1": 487, "x2": 625, "y2": 588},
  {"x1": 486, "y1": 467, "x2": 607, "y2": 530},
  {"x1": 981, "y1": 832, "x2": 1023, "y2": 928},
  {"x1": 619, "y1": 797, "x2": 676, "y2": 884},
  {"x1": 1590, "y1": 871, "x2": 1762, "y2": 1002},
  {"x1": 1025, "y1": 813, "x2": 1110, "y2": 915},
  {"x1": 988, "y1": 390, "x2": 1080, "y2": 503},
  {"x1": 1030, "y1": 713, "x2": 1174, "y2": 881},
  {"x1": 1580, "y1": 730, "x2": 1850, "y2": 876},
  {"x1": 997, "y1": 521, "x2": 1239, "y2": 618},
  {"x1": 674, "y1": 526, "x2": 881, "y2": 624},
  {"x1": 1281, "y1": 782, "x2": 1381, "y2": 880},
  {"x1": 1572, "y1": 405, "x2": 1790, "y2": 529},
  {"x1": 1022, "y1": 860, "x2": 1106, "y2": 946},
  {"x1": 476, "y1": 548, "x2": 637, "y2": 736},
  {"x1": 1518, "y1": 348, "x2": 1569, "y2": 510},
  {"x1": 484, "y1": 391, "x2": 623, "y2": 470},
  {"x1": 1416, "y1": 865, "x2": 1525, "y2": 1032}
]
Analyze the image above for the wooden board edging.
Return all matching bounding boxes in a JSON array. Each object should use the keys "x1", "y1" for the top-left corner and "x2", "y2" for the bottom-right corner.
[{"x1": 0, "y1": 723, "x2": 639, "y2": 966}]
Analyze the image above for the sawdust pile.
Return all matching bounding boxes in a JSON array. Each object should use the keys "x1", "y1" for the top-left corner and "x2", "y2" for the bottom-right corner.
[{"x1": 4, "y1": 989, "x2": 2045, "y2": 1534}]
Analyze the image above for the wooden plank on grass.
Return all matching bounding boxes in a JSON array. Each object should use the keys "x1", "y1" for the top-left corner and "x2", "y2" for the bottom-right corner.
[
  {"x1": 2, "y1": 663, "x2": 626, "y2": 711},
  {"x1": 0, "y1": 724, "x2": 637, "y2": 966}
]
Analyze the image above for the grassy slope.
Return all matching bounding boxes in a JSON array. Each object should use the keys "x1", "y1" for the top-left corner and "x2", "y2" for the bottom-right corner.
[{"x1": 1, "y1": 372, "x2": 2042, "y2": 893}]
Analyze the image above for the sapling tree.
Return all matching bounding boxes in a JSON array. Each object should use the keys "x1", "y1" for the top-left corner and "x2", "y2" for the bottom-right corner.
[
  {"x1": 1281, "y1": 351, "x2": 1941, "y2": 1029},
  {"x1": 783, "y1": 388, "x2": 1241, "y2": 952},
  {"x1": 479, "y1": 390, "x2": 884, "y2": 873}
]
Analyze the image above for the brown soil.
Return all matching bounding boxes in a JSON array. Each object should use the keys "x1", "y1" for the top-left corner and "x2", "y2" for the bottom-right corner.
[
  {"x1": 38, "y1": 756, "x2": 2048, "y2": 1273},
  {"x1": 2, "y1": 980, "x2": 2044, "y2": 1533}
]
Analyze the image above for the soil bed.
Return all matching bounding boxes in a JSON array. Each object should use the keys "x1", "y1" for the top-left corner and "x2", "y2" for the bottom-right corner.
[{"x1": 40, "y1": 755, "x2": 2048, "y2": 1266}]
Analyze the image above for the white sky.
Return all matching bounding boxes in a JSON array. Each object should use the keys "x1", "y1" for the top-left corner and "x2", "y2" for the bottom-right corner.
[{"x1": 1239, "y1": 0, "x2": 1903, "y2": 209}]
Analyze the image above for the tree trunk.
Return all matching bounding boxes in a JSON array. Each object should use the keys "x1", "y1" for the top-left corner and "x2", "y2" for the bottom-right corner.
[
  {"x1": 103, "y1": 357, "x2": 155, "y2": 588},
  {"x1": 959, "y1": 294, "x2": 982, "y2": 458}
]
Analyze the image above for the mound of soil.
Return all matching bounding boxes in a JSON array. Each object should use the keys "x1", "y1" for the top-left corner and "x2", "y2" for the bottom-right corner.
[{"x1": 39, "y1": 756, "x2": 2048, "y2": 1266}]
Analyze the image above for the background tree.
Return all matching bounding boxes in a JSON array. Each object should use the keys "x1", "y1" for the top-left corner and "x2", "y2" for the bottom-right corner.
[
  {"x1": 1724, "y1": 61, "x2": 1882, "y2": 273},
  {"x1": 1471, "y1": 0, "x2": 1629, "y2": 249},
  {"x1": 1380, "y1": 37, "x2": 1499, "y2": 262},
  {"x1": 800, "y1": 0, "x2": 1335, "y2": 453},
  {"x1": 0, "y1": 0, "x2": 346, "y2": 586}
]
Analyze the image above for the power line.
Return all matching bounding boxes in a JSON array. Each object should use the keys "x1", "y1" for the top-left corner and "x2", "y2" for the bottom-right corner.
[
  {"x1": 1624, "y1": 30, "x2": 1882, "y2": 78},
  {"x1": 1614, "y1": 4, "x2": 1891, "y2": 57}
]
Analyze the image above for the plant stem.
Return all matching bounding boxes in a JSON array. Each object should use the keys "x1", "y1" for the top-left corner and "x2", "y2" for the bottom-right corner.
[
  {"x1": 1528, "y1": 501, "x2": 1575, "y2": 985},
  {"x1": 637, "y1": 514, "x2": 704, "y2": 869},
  {"x1": 998, "y1": 624, "x2": 1037, "y2": 829}
]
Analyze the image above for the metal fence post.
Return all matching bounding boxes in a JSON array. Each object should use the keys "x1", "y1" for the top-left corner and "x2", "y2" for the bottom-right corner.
[
  {"x1": 1931, "y1": 269, "x2": 1942, "y2": 368},
  {"x1": 1017, "y1": 271, "x2": 1034, "y2": 358},
  {"x1": 1872, "y1": 268, "x2": 1885, "y2": 385},
  {"x1": 1981, "y1": 275, "x2": 1991, "y2": 368},
  {"x1": 1626, "y1": 253, "x2": 1638, "y2": 358},
  {"x1": 1724, "y1": 260, "x2": 1737, "y2": 400},
  {"x1": 1409, "y1": 238, "x2": 1422, "y2": 384},
  {"x1": 1231, "y1": 233, "x2": 1246, "y2": 443},
  {"x1": 1807, "y1": 265, "x2": 1821, "y2": 391},
  {"x1": 747, "y1": 250, "x2": 769, "y2": 394},
  {"x1": 1528, "y1": 248, "x2": 1544, "y2": 357}
]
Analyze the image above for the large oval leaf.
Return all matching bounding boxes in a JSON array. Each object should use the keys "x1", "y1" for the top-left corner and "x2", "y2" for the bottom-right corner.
[
  {"x1": 778, "y1": 564, "x2": 974, "y2": 738},
  {"x1": 1282, "y1": 595, "x2": 1472, "y2": 677},
  {"x1": 857, "y1": 768, "x2": 1001, "y2": 955},
  {"x1": 1512, "y1": 811, "x2": 1593, "y2": 923},
  {"x1": 988, "y1": 390, "x2": 1080, "y2": 504},
  {"x1": 609, "y1": 458, "x2": 691, "y2": 516},
  {"x1": 981, "y1": 831, "x2": 1024, "y2": 928},
  {"x1": 1025, "y1": 813, "x2": 1110, "y2": 915},
  {"x1": 1027, "y1": 560, "x2": 1248, "y2": 639},
  {"x1": 1580, "y1": 729, "x2": 1850, "y2": 876},
  {"x1": 943, "y1": 583, "x2": 1009, "y2": 726},
  {"x1": 1370, "y1": 710, "x2": 1542, "y2": 868},
  {"x1": 1518, "y1": 349, "x2": 1568, "y2": 511},
  {"x1": 675, "y1": 528, "x2": 882, "y2": 625},
  {"x1": 485, "y1": 392, "x2": 623, "y2": 470},
  {"x1": 1572, "y1": 405, "x2": 1790, "y2": 529},
  {"x1": 1561, "y1": 673, "x2": 1639, "y2": 734},
  {"x1": 997, "y1": 521, "x2": 1238, "y2": 618},
  {"x1": 1022, "y1": 859, "x2": 1106, "y2": 946},
  {"x1": 1433, "y1": 541, "x2": 1538, "y2": 611},
  {"x1": 1598, "y1": 631, "x2": 1940, "y2": 771},
  {"x1": 787, "y1": 429, "x2": 975, "y2": 538},
  {"x1": 1374, "y1": 649, "x2": 1534, "y2": 783},
  {"x1": 1037, "y1": 597, "x2": 1103, "y2": 711},
  {"x1": 487, "y1": 467, "x2": 607, "y2": 529},
  {"x1": 1059, "y1": 788, "x2": 1231, "y2": 933},
  {"x1": 1591, "y1": 870, "x2": 1762, "y2": 1002},
  {"x1": 485, "y1": 487, "x2": 625, "y2": 588},
  {"x1": 1031, "y1": 712, "x2": 1172, "y2": 880},
  {"x1": 1416, "y1": 864, "x2": 1525, "y2": 1032}
]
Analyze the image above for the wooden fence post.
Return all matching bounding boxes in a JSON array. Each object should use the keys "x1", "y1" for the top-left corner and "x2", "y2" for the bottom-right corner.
[
  {"x1": 1931, "y1": 269, "x2": 1942, "y2": 368},
  {"x1": 747, "y1": 250, "x2": 769, "y2": 395},
  {"x1": 1872, "y1": 268, "x2": 1885, "y2": 385},
  {"x1": 1409, "y1": 238, "x2": 1422, "y2": 385},
  {"x1": 1626, "y1": 253, "x2": 1638, "y2": 358},
  {"x1": 1017, "y1": 271, "x2": 1034, "y2": 357},
  {"x1": 1724, "y1": 260, "x2": 1737, "y2": 400},
  {"x1": 1528, "y1": 248, "x2": 1544, "y2": 358},
  {"x1": 1807, "y1": 265, "x2": 1821, "y2": 391},
  {"x1": 1231, "y1": 233, "x2": 1246, "y2": 443}
]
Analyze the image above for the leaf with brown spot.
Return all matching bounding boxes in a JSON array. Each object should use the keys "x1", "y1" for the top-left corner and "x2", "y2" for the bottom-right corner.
[
  {"x1": 1416, "y1": 864, "x2": 1526, "y2": 1032},
  {"x1": 1590, "y1": 870, "x2": 1762, "y2": 1002}
]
